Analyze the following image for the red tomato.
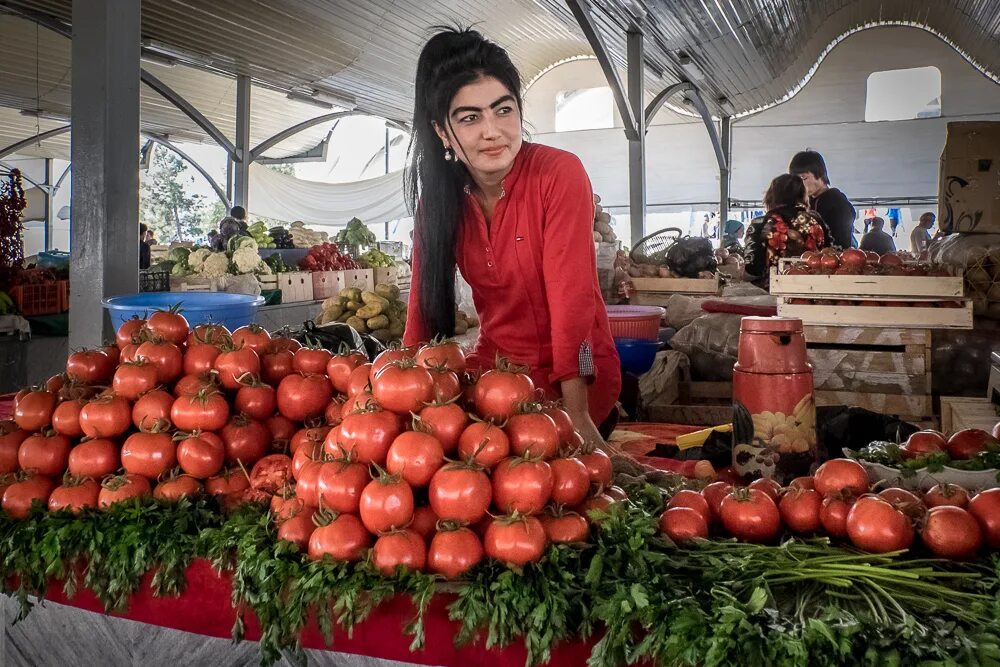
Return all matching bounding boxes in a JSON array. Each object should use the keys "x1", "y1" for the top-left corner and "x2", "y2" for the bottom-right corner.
[
  {"x1": 576, "y1": 492, "x2": 615, "y2": 522},
  {"x1": 293, "y1": 347, "x2": 332, "y2": 375},
  {"x1": 701, "y1": 481, "x2": 733, "y2": 521},
  {"x1": 373, "y1": 530, "x2": 427, "y2": 574},
  {"x1": 484, "y1": 515, "x2": 547, "y2": 565},
  {"x1": 146, "y1": 308, "x2": 189, "y2": 345},
  {"x1": 924, "y1": 483, "x2": 969, "y2": 509},
  {"x1": 48, "y1": 477, "x2": 101, "y2": 513},
  {"x1": 220, "y1": 415, "x2": 271, "y2": 467},
  {"x1": 426, "y1": 368, "x2": 462, "y2": 403},
  {"x1": 946, "y1": 429, "x2": 995, "y2": 460},
  {"x1": 14, "y1": 390, "x2": 58, "y2": 432},
  {"x1": 154, "y1": 475, "x2": 203, "y2": 502},
  {"x1": 457, "y1": 420, "x2": 509, "y2": 467},
  {"x1": 327, "y1": 351, "x2": 368, "y2": 394},
  {"x1": 214, "y1": 345, "x2": 261, "y2": 391},
  {"x1": 271, "y1": 492, "x2": 306, "y2": 523},
  {"x1": 901, "y1": 430, "x2": 947, "y2": 459},
  {"x1": 541, "y1": 406, "x2": 576, "y2": 444},
  {"x1": 878, "y1": 488, "x2": 923, "y2": 508},
  {"x1": 45, "y1": 374, "x2": 65, "y2": 394},
  {"x1": 98, "y1": 473, "x2": 151, "y2": 508},
  {"x1": 79, "y1": 394, "x2": 131, "y2": 439},
  {"x1": 292, "y1": 425, "x2": 332, "y2": 456},
  {"x1": 18, "y1": 431, "x2": 72, "y2": 476},
  {"x1": 429, "y1": 464, "x2": 492, "y2": 524},
  {"x1": 129, "y1": 389, "x2": 173, "y2": 431},
  {"x1": 316, "y1": 458, "x2": 370, "y2": 513},
  {"x1": 277, "y1": 373, "x2": 334, "y2": 422},
  {"x1": 474, "y1": 365, "x2": 535, "y2": 421},
  {"x1": 308, "y1": 513, "x2": 371, "y2": 562},
  {"x1": 719, "y1": 487, "x2": 781, "y2": 542},
  {"x1": 416, "y1": 340, "x2": 466, "y2": 374},
  {"x1": 921, "y1": 506, "x2": 982, "y2": 560},
  {"x1": 112, "y1": 361, "x2": 159, "y2": 401},
  {"x1": 51, "y1": 399, "x2": 87, "y2": 438},
  {"x1": 789, "y1": 476, "x2": 815, "y2": 490},
  {"x1": 846, "y1": 496, "x2": 914, "y2": 553},
  {"x1": 578, "y1": 448, "x2": 613, "y2": 489},
  {"x1": 183, "y1": 343, "x2": 221, "y2": 376},
  {"x1": 337, "y1": 407, "x2": 402, "y2": 466},
  {"x1": 171, "y1": 390, "x2": 230, "y2": 432},
  {"x1": 292, "y1": 439, "x2": 324, "y2": 479},
  {"x1": 294, "y1": 460, "x2": 323, "y2": 506},
  {"x1": 778, "y1": 487, "x2": 823, "y2": 534},
  {"x1": 249, "y1": 454, "x2": 292, "y2": 494},
  {"x1": 820, "y1": 496, "x2": 853, "y2": 538},
  {"x1": 666, "y1": 489, "x2": 712, "y2": 525},
  {"x1": 428, "y1": 527, "x2": 483, "y2": 578},
  {"x1": 372, "y1": 362, "x2": 435, "y2": 415},
  {"x1": 68, "y1": 438, "x2": 120, "y2": 478},
  {"x1": 266, "y1": 414, "x2": 297, "y2": 445},
  {"x1": 66, "y1": 349, "x2": 115, "y2": 384},
  {"x1": 324, "y1": 399, "x2": 345, "y2": 426},
  {"x1": 505, "y1": 412, "x2": 559, "y2": 459},
  {"x1": 204, "y1": 469, "x2": 250, "y2": 497},
  {"x1": 491, "y1": 457, "x2": 553, "y2": 515},
  {"x1": 813, "y1": 459, "x2": 869, "y2": 497},
  {"x1": 346, "y1": 363, "x2": 374, "y2": 397},
  {"x1": 121, "y1": 431, "x2": 176, "y2": 479},
  {"x1": 120, "y1": 343, "x2": 141, "y2": 364},
  {"x1": 372, "y1": 347, "x2": 416, "y2": 378},
  {"x1": 968, "y1": 488, "x2": 1000, "y2": 549},
  {"x1": 267, "y1": 335, "x2": 301, "y2": 354},
  {"x1": 135, "y1": 339, "x2": 184, "y2": 384},
  {"x1": 277, "y1": 507, "x2": 316, "y2": 550},
  {"x1": 539, "y1": 511, "x2": 589, "y2": 543},
  {"x1": 3, "y1": 475, "x2": 55, "y2": 518},
  {"x1": 176, "y1": 434, "x2": 225, "y2": 479},
  {"x1": 188, "y1": 323, "x2": 230, "y2": 348},
  {"x1": 0, "y1": 423, "x2": 29, "y2": 474},
  {"x1": 261, "y1": 350, "x2": 295, "y2": 387},
  {"x1": 173, "y1": 371, "x2": 218, "y2": 398},
  {"x1": 748, "y1": 478, "x2": 782, "y2": 503},
  {"x1": 410, "y1": 505, "x2": 438, "y2": 541},
  {"x1": 116, "y1": 317, "x2": 146, "y2": 350},
  {"x1": 386, "y1": 431, "x2": 445, "y2": 487},
  {"x1": 231, "y1": 324, "x2": 271, "y2": 357},
  {"x1": 658, "y1": 506, "x2": 709, "y2": 543},
  {"x1": 548, "y1": 457, "x2": 591, "y2": 507},
  {"x1": 360, "y1": 474, "x2": 415, "y2": 534}
]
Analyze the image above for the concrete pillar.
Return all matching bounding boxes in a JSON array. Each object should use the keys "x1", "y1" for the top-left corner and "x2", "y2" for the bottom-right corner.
[
  {"x1": 233, "y1": 75, "x2": 251, "y2": 209},
  {"x1": 627, "y1": 29, "x2": 646, "y2": 245},
  {"x1": 720, "y1": 116, "x2": 732, "y2": 224},
  {"x1": 70, "y1": 0, "x2": 141, "y2": 349}
]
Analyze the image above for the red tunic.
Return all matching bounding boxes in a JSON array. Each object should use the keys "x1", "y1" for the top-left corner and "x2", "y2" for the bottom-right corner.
[{"x1": 405, "y1": 143, "x2": 621, "y2": 424}]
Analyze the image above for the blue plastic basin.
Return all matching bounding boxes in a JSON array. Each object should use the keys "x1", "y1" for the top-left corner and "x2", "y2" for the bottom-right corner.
[
  {"x1": 103, "y1": 292, "x2": 265, "y2": 331},
  {"x1": 615, "y1": 337, "x2": 660, "y2": 375}
]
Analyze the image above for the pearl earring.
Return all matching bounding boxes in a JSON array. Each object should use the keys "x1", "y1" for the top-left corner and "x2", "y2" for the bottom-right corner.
[{"x1": 444, "y1": 147, "x2": 454, "y2": 161}]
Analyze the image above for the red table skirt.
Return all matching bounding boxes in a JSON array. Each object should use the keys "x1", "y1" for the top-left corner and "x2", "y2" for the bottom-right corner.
[{"x1": 40, "y1": 558, "x2": 598, "y2": 666}]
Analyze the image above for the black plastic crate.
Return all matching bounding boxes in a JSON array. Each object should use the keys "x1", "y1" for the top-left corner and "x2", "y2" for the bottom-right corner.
[{"x1": 139, "y1": 270, "x2": 170, "y2": 293}]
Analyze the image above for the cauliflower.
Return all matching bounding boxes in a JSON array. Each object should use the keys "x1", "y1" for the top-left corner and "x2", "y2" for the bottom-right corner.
[
  {"x1": 232, "y1": 246, "x2": 263, "y2": 274},
  {"x1": 188, "y1": 248, "x2": 212, "y2": 272},
  {"x1": 201, "y1": 252, "x2": 232, "y2": 277}
]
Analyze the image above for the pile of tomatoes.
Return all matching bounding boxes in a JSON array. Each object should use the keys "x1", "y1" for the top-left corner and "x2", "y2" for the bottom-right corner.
[
  {"x1": 659, "y1": 457, "x2": 1000, "y2": 560},
  {"x1": 0, "y1": 309, "x2": 623, "y2": 578}
]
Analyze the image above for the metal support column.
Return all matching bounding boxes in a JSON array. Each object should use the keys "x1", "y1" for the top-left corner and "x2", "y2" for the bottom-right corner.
[
  {"x1": 43, "y1": 158, "x2": 52, "y2": 251},
  {"x1": 69, "y1": 0, "x2": 140, "y2": 348},
  {"x1": 627, "y1": 29, "x2": 646, "y2": 244},
  {"x1": 720, "y1": 116, "x2": 732, "y2": 223},
  {"x1": 233, "y1": 75, "x2": 251, "y2": 210}
]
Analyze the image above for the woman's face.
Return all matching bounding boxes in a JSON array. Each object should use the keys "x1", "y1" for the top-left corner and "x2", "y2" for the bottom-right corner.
[
  {"x1": 797, "y1": 171, "x2": 825, "y2": 197},
  {"x1": 435, "y1": 76, "x2": 522, "y2": 183}
]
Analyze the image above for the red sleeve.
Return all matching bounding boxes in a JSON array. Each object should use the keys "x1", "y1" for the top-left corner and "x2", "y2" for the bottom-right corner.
[
  {"x1": 541, "y1": 153, "x2": 598, "y2": 385},
  {"x1": 403, "y1": 222, "x2": 429, "y2": 347}
]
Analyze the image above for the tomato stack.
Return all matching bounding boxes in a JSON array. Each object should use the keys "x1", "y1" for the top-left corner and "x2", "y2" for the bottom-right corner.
[
  {"x1": 0, "y1": 311, "x2": 622, "y2": 578},
  {"x1": 659, "y1": 457, "x2": 1000, "y2": 560}
]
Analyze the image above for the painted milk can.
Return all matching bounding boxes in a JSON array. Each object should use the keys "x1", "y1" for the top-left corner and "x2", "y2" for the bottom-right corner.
[{"x1": 731, "y1": 316, "x2": 817, "y2": 483}]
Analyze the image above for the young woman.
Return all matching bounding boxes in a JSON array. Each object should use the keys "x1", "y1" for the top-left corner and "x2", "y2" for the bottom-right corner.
[
  {"x1": 744, "y1": 174, "x2": 831, "y2": 288},
  {"x1": 402, "y1": 28, "x2": 621, "y2": 444},
  {"x1": 788, "y1": 150, "x2": 857, "y2": 249}
]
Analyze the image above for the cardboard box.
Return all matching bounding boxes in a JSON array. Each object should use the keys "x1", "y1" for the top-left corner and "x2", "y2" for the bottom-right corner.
[{"x1": 939, "y1": 121, "x2": 1000, "y2": 234}]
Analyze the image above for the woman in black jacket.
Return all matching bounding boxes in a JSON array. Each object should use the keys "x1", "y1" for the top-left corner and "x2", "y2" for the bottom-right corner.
[
  {"x1": 745, "y1": 174, "x2": 831, "y2": 288},
  {"x1": 789, "y1": 150, "x2": 857, "y2": 249}
]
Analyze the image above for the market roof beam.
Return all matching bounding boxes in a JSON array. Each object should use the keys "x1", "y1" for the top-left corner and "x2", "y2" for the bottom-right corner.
[
  {"x1": 0, "y1": 125, "x2": 70, "y2": 160},
  {"x1": 250, "y1": 111, "x2": 408, "y2": 162},
  {"x1": 140, "y1": 68, "x2": 238, "y2": 159},
  {"x1": 143, "y1": 133, "x2": 231, "y2": 208},
  {"x1": 644, "y1": 81, "x2": 695, "y2": 128}
]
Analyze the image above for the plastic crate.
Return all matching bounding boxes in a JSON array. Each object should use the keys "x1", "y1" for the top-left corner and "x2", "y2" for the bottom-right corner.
[
  {"x1": 139, "y1": 271, "x2": 171, "y2": 293},
  {"x1": 605, "y1": 305, "x2": 664, "y2": 341},
  {"x1": 10, "y1": 281, "x2": 65, "y2": 316}
]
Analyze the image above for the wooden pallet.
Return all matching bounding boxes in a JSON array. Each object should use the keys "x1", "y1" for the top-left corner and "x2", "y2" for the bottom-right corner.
[{"x1": 777, "y1": 297, "x2": 973, "y2": 329}]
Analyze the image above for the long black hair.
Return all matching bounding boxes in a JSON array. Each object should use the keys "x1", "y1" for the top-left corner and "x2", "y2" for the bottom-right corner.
[{"x1": 405, "y1": 27, "x2": 523, "y2": 338}]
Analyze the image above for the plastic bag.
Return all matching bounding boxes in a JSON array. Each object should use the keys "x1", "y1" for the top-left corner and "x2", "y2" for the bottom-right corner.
[
  {"x1": 215, "y1": 274, "x2": 262, "y2": 296},
  {"x1": 638, "y1": 351, "x2": 689, "y2": 408},
  {"x1": 929, "y1": 233, "x2": 1000, "y2": 318},
  {"x1": 669, "y1": 312, "x2": 743, "y2": 361},
  {"x1": 666, "y1": 237, "x2": 718, "y2": 278}
]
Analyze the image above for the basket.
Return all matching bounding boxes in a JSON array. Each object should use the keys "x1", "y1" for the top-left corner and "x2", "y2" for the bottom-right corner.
[
  {"x1": 139, "y1": 271, "x2": 171, "y2": 293},
  {"x1": 605, "y1": 305, "x2": 664, "y2": 341},
  {"x1": 10, "y1": 281, "x2": 66, "y2": 316}
]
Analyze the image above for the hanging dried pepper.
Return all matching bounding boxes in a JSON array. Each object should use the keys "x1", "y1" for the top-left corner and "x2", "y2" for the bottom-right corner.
[{"x1": 0, "y1": 168, "x2": 27, "y2": 290}]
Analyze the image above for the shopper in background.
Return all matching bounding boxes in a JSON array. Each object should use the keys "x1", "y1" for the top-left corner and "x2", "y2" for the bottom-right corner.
[
  {"x1": 911, "y1": 212, "x2": 935, "y2": 256},
  {"x1": 215, "y1": 206, "x2": 249, "y2": 251},
  {"x1": 402, "y1": 27, "x2": 621, "y2": 444},
  {"x1": 138, "y1": 223, "x2": 152, "y2": 270},
  {"x1": 860, "y1": 217, "x2": 896, "y2": 254},
  {"x1": 788, "y1": 150, "x2": 857, "y2": 249},
  {"x1": 721, "y1": 219, "x2": 745, "y2": 253},
  {"x1": 744, "y1": 174, "x2": 831, "y2": 288}
]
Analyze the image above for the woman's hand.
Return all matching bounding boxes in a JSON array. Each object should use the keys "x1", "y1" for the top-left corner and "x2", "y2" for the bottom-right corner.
[
  {"x1": 568, "y1": 408, "x2": 605, "y2": 449},
  {"x1": 560, "y1": 376, "x2": 606, "y2": 448}
]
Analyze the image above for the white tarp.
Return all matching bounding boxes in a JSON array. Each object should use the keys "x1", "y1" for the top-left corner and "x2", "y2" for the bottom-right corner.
[{"x1": 247, "y1": 162, "x2": 407, "y2": 227}]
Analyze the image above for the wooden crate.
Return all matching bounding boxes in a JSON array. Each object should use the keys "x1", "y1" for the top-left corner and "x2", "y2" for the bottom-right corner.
[
  {"x1": 339, "y1": 268, "x2": 375, "y2": 292},
  {"x1": 777, "y1": 297, "x2": 973, "y2": 329},
  {"x1": 770, "y1": 265, "x2": 965, "y2": 298},
  {"x1": 276, "y1": 271, "x2": 314, "y2": 303},
  {"x1": 311, "y1": 271, "x2": 341, "y2": 300},
  {"x1": 631, "y1": 275, "x2": 720, "y2": 294},
  {"x1": 372, "y1": 267, "x2": 398, "y2": 287},
  {"x1": 940, "y1": 396, "x2": 998, "y2": 435}
]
